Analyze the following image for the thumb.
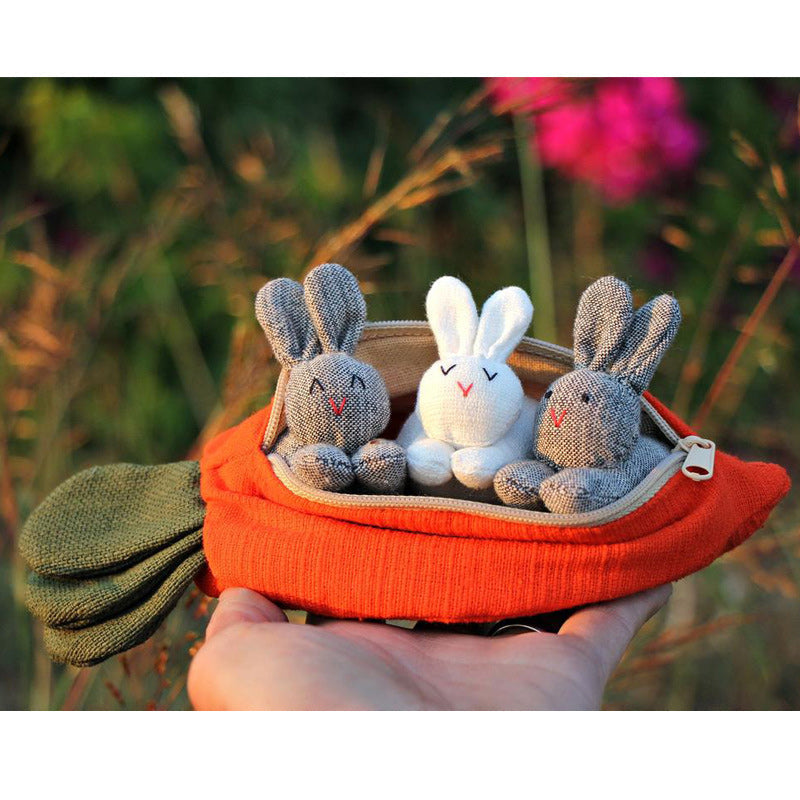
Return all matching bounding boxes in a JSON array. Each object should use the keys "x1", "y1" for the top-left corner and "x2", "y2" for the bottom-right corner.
[
  {"x1": 558, "y1": 584, "x2": 672, "y2": 681},
  {"x1": 205, "y1": 587, "x2": 287, "y2": 640}
]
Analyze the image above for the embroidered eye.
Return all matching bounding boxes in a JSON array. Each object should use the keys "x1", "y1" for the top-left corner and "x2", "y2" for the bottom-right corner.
[
  {"x1": 309, "y1": 377, "x2": 325, "y2": 395},
  {"x1": 581, "y1": 392, "x2": 591, "y2": 404},
  {"x1": 351, "y1": 374, "x2": 366, "y2": 390},
  {"x1": 440, "y1": 364, "x2": 456, "y2": 375},
  {"x1": 482, "y1": 368, "x2": 498, "y2": 381},
  {"x1": 543, "y1": 389, "x2": 553, "y2": 399}
]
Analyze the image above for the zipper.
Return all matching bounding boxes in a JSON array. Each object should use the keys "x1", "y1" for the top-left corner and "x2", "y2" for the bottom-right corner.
[
  {"x1": 262, "y1": 321, "x2": 715, "y2": 528},
  {"x1": 674, "y1": 435, "x2": 716, "y2": 481},
  {"x1": 268, "y1": 441, "x2": 708, "y2": 528}
]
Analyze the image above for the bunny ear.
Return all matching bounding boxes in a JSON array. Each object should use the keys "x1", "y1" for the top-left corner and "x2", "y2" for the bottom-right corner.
[
  {"x1": 609, "y1": 293, "x2": 681, "y2": 393},
  {"x1": 255, "y1": 277, "x2": 320, "y2": 367},
  {"x1": 426, "y1": 276, "x2": 479, "y2": 358},
  {"x1": 573, "y1": 276, "x2": 634, "y2": 370},
  {"x1": 473, "y1": 286, "x2": 533, "y2": 362},
  {"x1": 303, "y1": 263, "x2": 367, "y2": 354}
]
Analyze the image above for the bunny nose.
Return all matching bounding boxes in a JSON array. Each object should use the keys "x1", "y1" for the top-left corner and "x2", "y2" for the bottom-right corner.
[
  {"x1": 457, "y1": 381, "x2": 473, "y2": 398},
  {"x1": 329, "y1": 396, "x2": 347, "y2": 415},
  {"x1": 550, "y1": 407, "x2": 567, "y2": 428}
]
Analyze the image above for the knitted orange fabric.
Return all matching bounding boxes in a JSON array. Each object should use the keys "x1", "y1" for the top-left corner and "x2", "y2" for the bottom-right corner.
[{"x1": 196, "y1": 395, "x2": 790, "y2": 621}]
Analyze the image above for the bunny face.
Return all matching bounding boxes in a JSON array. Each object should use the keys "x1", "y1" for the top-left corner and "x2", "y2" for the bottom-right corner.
[
  {"x1": 534, "y1": 369, "x2": 640, "y2": 468},
  {"x1": 256, "y1": 263, "x2": 393, "y2": 454},
  {"x1": 532, "y1": 275, "x2": 681, "y2": 471},
  {"x1": 286, "y1": 353, "x2": 390, "y2": 453},
  {"x1": 416, "y1": 276, "x2": 533, "y2": 448},
  {"x1": 418, "y1": 356, "x2": 523, "y2": 447}
]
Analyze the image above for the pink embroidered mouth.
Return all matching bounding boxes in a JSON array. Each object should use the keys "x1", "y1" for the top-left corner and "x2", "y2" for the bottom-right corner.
[
  {"x1": 329, "y1": 397, "x2": 347, "y2": 415},
  {"x1": 457, "y1": 381, "x2": 474, "y2": 398},
  {"x1": 550, "y1": 407, "x2": 567, "y2": 428}
]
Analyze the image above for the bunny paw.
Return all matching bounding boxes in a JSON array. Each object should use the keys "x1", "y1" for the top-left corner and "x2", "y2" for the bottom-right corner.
[
  {"x1": 353, "y1": 439, "x2": 407, "y2": 494},
  {"x1": 451, "y1": 446, "x2": 504, "y2": 490},
  {"x1": 493, "y1": 460, "x2": 552, "y2": 508},
  {"x1": 291, "y1": 444, "x2": 355, "y2": 492},
  {"x1": 539, "y1": 468, "x2": 621, "y2": 514},
  {"x1": 406, "y1": 439, "x2": 454, "y2": 486}
]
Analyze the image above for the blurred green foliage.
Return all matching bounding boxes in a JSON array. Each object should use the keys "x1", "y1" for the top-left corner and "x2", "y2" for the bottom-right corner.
[{"x1": 1, "y1": 78, "x2": 798, "y2": 710}]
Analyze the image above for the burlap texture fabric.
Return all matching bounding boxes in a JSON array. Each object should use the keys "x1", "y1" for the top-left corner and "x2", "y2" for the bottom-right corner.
[
  {"x1": 279, "y1": 440, "x2": 356, "y2": 491},
  {"x1": 495, "y1": 276, "x2": 681, "y2": 512},
  {"x1": 255, "y1": 263, "x2": 402, "y2": 492},
  {"x1": 493, "y1": 459, "x2": 553, "y2": 509},
  {"x1": 284, "y1": 354, "x2": 391, "y2": 453},
  {"x1": 352, "y1": 438, "x2": 407, "y2": 493},
  {"x1": 537, "y1": 436, "x2": 670, "y2": 514}
]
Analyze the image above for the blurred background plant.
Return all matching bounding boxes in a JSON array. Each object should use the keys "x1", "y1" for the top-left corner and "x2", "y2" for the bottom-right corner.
[{"x1": 0, "y1": 77, "x2": 798, "y2": 710}]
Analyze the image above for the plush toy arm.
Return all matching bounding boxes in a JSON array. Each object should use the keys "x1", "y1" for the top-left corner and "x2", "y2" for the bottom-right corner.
[
  {"x1": 397, "y1": 409, "x2": 455, "y2": 487},
  {"x1": 539, "y1": 466, "x2": 636, "y2": 514},
  {"x1": 451, "y1": 445, "x2": 512, "y2": 490},
  {"x1": 406, "y1": 439, "x2": 455, "y2": 486},
  {"x1": 274, "y1": 429, "x2": 303, "y2": 459},
  {"x1": 450, "y1": 396, "x2": 538, "y2": 490},
  {"x1": 539, "y1": 435, "x2": 671, "y2": 514},
  {"x1": 288, "y1": 443, "x2": 355, "y2": 492},
  {"x1": 494, "y1": 459, "x2": 554, "y2": 508},
  {"x1": 274, "y1": 431, "x2": 355, "y2": 491},
  {"x1": 352, "y1": 439, "x2": 406, "y2": 494}
]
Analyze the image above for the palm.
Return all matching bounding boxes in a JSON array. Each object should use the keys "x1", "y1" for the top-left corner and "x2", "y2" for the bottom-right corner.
[{"x1": 188, "y1": 586, "x2": 670, "y2": 711}]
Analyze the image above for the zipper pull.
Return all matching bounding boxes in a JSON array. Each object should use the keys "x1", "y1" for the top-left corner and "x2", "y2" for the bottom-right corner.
[{"x1": 675, "y1": 435, "x2": 716, "y2": 482}]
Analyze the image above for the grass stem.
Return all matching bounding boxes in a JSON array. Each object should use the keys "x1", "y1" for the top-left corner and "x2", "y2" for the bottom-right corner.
[
  {"x1": 515, "y1": 115, "x2": 556, "y2": 342},
  {"x1": 692, "y1": 240, "x2": 799, "y2": 430},
  {"x1": 672, "y1": 208, "x2": 754, "y2": 419}
]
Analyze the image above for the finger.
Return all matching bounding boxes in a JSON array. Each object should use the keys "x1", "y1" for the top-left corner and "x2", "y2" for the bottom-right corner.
[
  {"x1": 559, "y1": 584, "x2": 672, "y2": 680},
  {"x1": 204, "y1": 587, "x2": 287, "y2": 640}
]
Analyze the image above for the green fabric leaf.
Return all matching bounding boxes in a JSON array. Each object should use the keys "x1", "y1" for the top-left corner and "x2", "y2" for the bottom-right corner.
[
  {"x1": 43, "y1": 549, "x2": 207, "y2": 667},
  {"x1": 26, "y1": 531, "x2": 202, "y2": 630},
  {"x1": 20, "y1": 461, "x2": 204, "y2": 578}
]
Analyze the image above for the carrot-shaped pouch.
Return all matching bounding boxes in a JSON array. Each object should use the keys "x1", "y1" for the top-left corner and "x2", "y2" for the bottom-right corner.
[{"x1": 20, "y1": 269, "x2": 791, "y2": 666}]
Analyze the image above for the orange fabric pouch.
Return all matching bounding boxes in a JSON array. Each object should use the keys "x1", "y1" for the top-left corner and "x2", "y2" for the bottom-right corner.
[{"x1": 196, "y1": 323, "x2": 790, "y2": 622}]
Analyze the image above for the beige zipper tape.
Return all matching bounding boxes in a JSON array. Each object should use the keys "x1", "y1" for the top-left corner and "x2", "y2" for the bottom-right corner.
[{"x1": 268, "y1": 449, "x2": 689, "y2": 528}]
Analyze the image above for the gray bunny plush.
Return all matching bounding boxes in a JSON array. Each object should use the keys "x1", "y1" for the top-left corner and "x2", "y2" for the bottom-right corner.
[
  {"x1": 494, "y1": 276, "x2": 681, "y2": 514},
  {"x1": 256, "y1": 263, "x2": 406, "y2": 493}
]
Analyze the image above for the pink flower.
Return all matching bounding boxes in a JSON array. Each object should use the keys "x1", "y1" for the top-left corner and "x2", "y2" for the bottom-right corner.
[{"x1": 487, "y1": 78, "x2": 703, "y2": 203}]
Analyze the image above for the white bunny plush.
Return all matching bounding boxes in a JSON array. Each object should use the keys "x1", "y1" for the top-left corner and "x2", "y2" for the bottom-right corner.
[{"x1": 397, "y1": 276, "x2": 537, "y2": 491}]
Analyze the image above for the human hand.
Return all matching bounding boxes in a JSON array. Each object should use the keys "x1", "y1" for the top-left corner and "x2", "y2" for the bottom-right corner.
[{"x1": 188, "y1": 585, "x2": 671, "y2": 710}]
